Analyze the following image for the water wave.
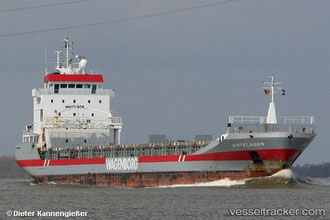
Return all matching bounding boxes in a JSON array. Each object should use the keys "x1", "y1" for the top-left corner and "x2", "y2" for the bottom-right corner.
[
  {"x1": 158, "y1": 169, "x2": 330, "y2": 188},
  {"x1": 46, "y1": 181, "x2": 57, "y2": 185},
  {"x1": 158, "y1": 178, "x2": 246, "y2": 188},
  {"x1": 296, "y1": 177, "x2": 330, "y2": 186},
  {"x1": 243, "y1": 169, "x2": 297, "y2": 188}
]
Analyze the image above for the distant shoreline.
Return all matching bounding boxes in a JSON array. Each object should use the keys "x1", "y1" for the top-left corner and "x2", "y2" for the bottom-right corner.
[
  {"x1": 291, "y1": 162, "x2": 330, "y2": 178},
  {"x1": 0, "y1": 156, "x2": 329, "y2": 179},
  {"x1": 0, "y1": 156, "x2": 30, "y2": 179}
]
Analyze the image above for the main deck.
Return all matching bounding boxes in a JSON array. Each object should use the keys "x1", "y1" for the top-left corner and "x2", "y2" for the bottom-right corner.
[{"x1": 39, "y1": 141, "x2": 211, "y2": 160}]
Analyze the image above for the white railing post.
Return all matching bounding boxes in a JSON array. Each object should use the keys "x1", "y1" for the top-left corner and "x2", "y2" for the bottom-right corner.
[{"x1": 228, "y1": 115, "x2": 314, "y2": 125}]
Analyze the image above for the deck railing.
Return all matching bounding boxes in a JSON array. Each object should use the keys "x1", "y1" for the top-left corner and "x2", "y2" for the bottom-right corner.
[
  {"x1": 41, "y1": 141, "x2": 211, "y2": 160},
  {"x1": 44, "y1": 116, "x2": 122, "y2": 129},
  {"x1": 227, "y1": 116, "x2": 315, "y2": 134},
  {"x1": 33, "y1": 88, "x2": 113, "y2": 96},
  {"x1": 229, "y1": 116, "x2": 314, "y2": 125}
]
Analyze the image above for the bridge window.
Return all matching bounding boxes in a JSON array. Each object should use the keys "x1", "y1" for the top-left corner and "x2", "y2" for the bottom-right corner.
[
  {"x1": 54, "y1": 84, "x2": 59, "y2": 93},
  {"x1": 76, "y1": 84, "x2": 83, "y2": 88},
  {"x1": 68, "y1": 84, "x2": 75, "y2": 88},
  {"x1": 60, "y1": 84, "x2": 67, "y2": 88},
  {"x1": 40, "y1": 109, "x2": 43, "y2": 122},
  {"x1": 84, "y1": 84, "x2": 91, "y2": 89},
  {"x1": 91, "y1": 85, "x2": 97, "y2": 94}
]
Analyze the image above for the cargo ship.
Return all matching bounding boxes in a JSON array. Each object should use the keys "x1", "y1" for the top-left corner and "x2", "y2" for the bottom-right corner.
[{"x1": 15, "y1": 38, "x2": 316, "y2": 187}]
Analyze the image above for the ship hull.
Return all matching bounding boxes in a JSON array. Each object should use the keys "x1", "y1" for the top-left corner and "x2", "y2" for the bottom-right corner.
[
  {"x1": 15, "y1": 132, "x2": 315, "y2": 187},
  {"x1": 32, "y1": 170, "x2": 280, "y2": 187}
]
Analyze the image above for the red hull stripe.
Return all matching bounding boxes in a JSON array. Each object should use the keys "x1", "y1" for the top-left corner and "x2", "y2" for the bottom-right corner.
[
  {"x1": 17, "y1": 158, "x2": 105, "y2": 167},
  {"x1": 44, "y1": 74, "x2": 104, "y2": 82},
  {"x1": 16, "y1": 149, "x2": 300, "y2": 167}
]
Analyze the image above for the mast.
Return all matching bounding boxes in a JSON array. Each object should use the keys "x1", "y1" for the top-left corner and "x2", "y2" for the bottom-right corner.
[
  {"x1": 64, "y1": 37, "x2": 70, "y2": 68},
  {"x1": 54, "y1": 37, "x2": 79, "y2": 74},
  {"x1": 271, "y1": 75, "x2": 274, "y2": 103},
  {"x1": 263, "y1": 75, "x2": 282, "y2": 124}
]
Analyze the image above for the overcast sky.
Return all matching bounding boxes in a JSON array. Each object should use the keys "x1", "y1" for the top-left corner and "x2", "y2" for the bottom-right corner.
[{"x1": 0, "y1": 0, "x2": 329, "y2": 164}]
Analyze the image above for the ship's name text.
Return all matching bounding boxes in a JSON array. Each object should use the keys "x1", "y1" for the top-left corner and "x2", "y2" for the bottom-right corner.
[
  {"x1": 232, "y1": 142, "x2": 265, "y2": 148},
  {"x1": 65, "y1": 105, "x2": 85, "y2": 109},
  {"x1": 106, "y1": 157, "x2": 138, "y2": 171}
]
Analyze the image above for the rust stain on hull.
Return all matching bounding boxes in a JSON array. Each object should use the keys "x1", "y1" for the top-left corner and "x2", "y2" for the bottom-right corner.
[{"x1": 33, "y1": 170, "x2": 281, "y2": 187}]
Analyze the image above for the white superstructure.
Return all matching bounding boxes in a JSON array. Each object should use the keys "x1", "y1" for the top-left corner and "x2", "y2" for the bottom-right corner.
[{"x1": 25, "y1": 37, "x2": 122, "y2": 149}]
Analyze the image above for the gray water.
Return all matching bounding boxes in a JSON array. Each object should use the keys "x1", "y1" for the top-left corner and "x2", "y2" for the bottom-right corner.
[{"x1": 1, "y1": 170, "x2": 329, "y2": 219}]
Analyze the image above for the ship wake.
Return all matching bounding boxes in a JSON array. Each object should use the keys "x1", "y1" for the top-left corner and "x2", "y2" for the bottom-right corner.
[
  {"x1": 158, "y1": 178, "x2": 246, "y2": 188},
  {"x1": 243, "y1": 169, "x2": 298, "y2": 188},
  {"x1": 245, "y1": 169, "x2": 330, "y2": 188},
  {"x1": 158, "y1": 169, "x2": 330, "y2": 188}
]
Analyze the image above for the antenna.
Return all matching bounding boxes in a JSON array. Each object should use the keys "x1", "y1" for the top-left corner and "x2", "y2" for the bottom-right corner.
[
  {"x1": 64, "y1": 37, "x2": 69, "y2": 68},
  {"x1": 55, "y1": 51, "x2": 62, "y2": 69},
  {"x1": 44, "y1": 34, "x2": 49, "y2": 75}
]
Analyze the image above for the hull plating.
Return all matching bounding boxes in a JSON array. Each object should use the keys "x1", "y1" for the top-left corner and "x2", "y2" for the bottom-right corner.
[
  {"x1": 32, "y1": 170, "x2": 281, "y2": 187},
  {"x1": 15, "y1": 135, "x2": 314, "y2": 186}
]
